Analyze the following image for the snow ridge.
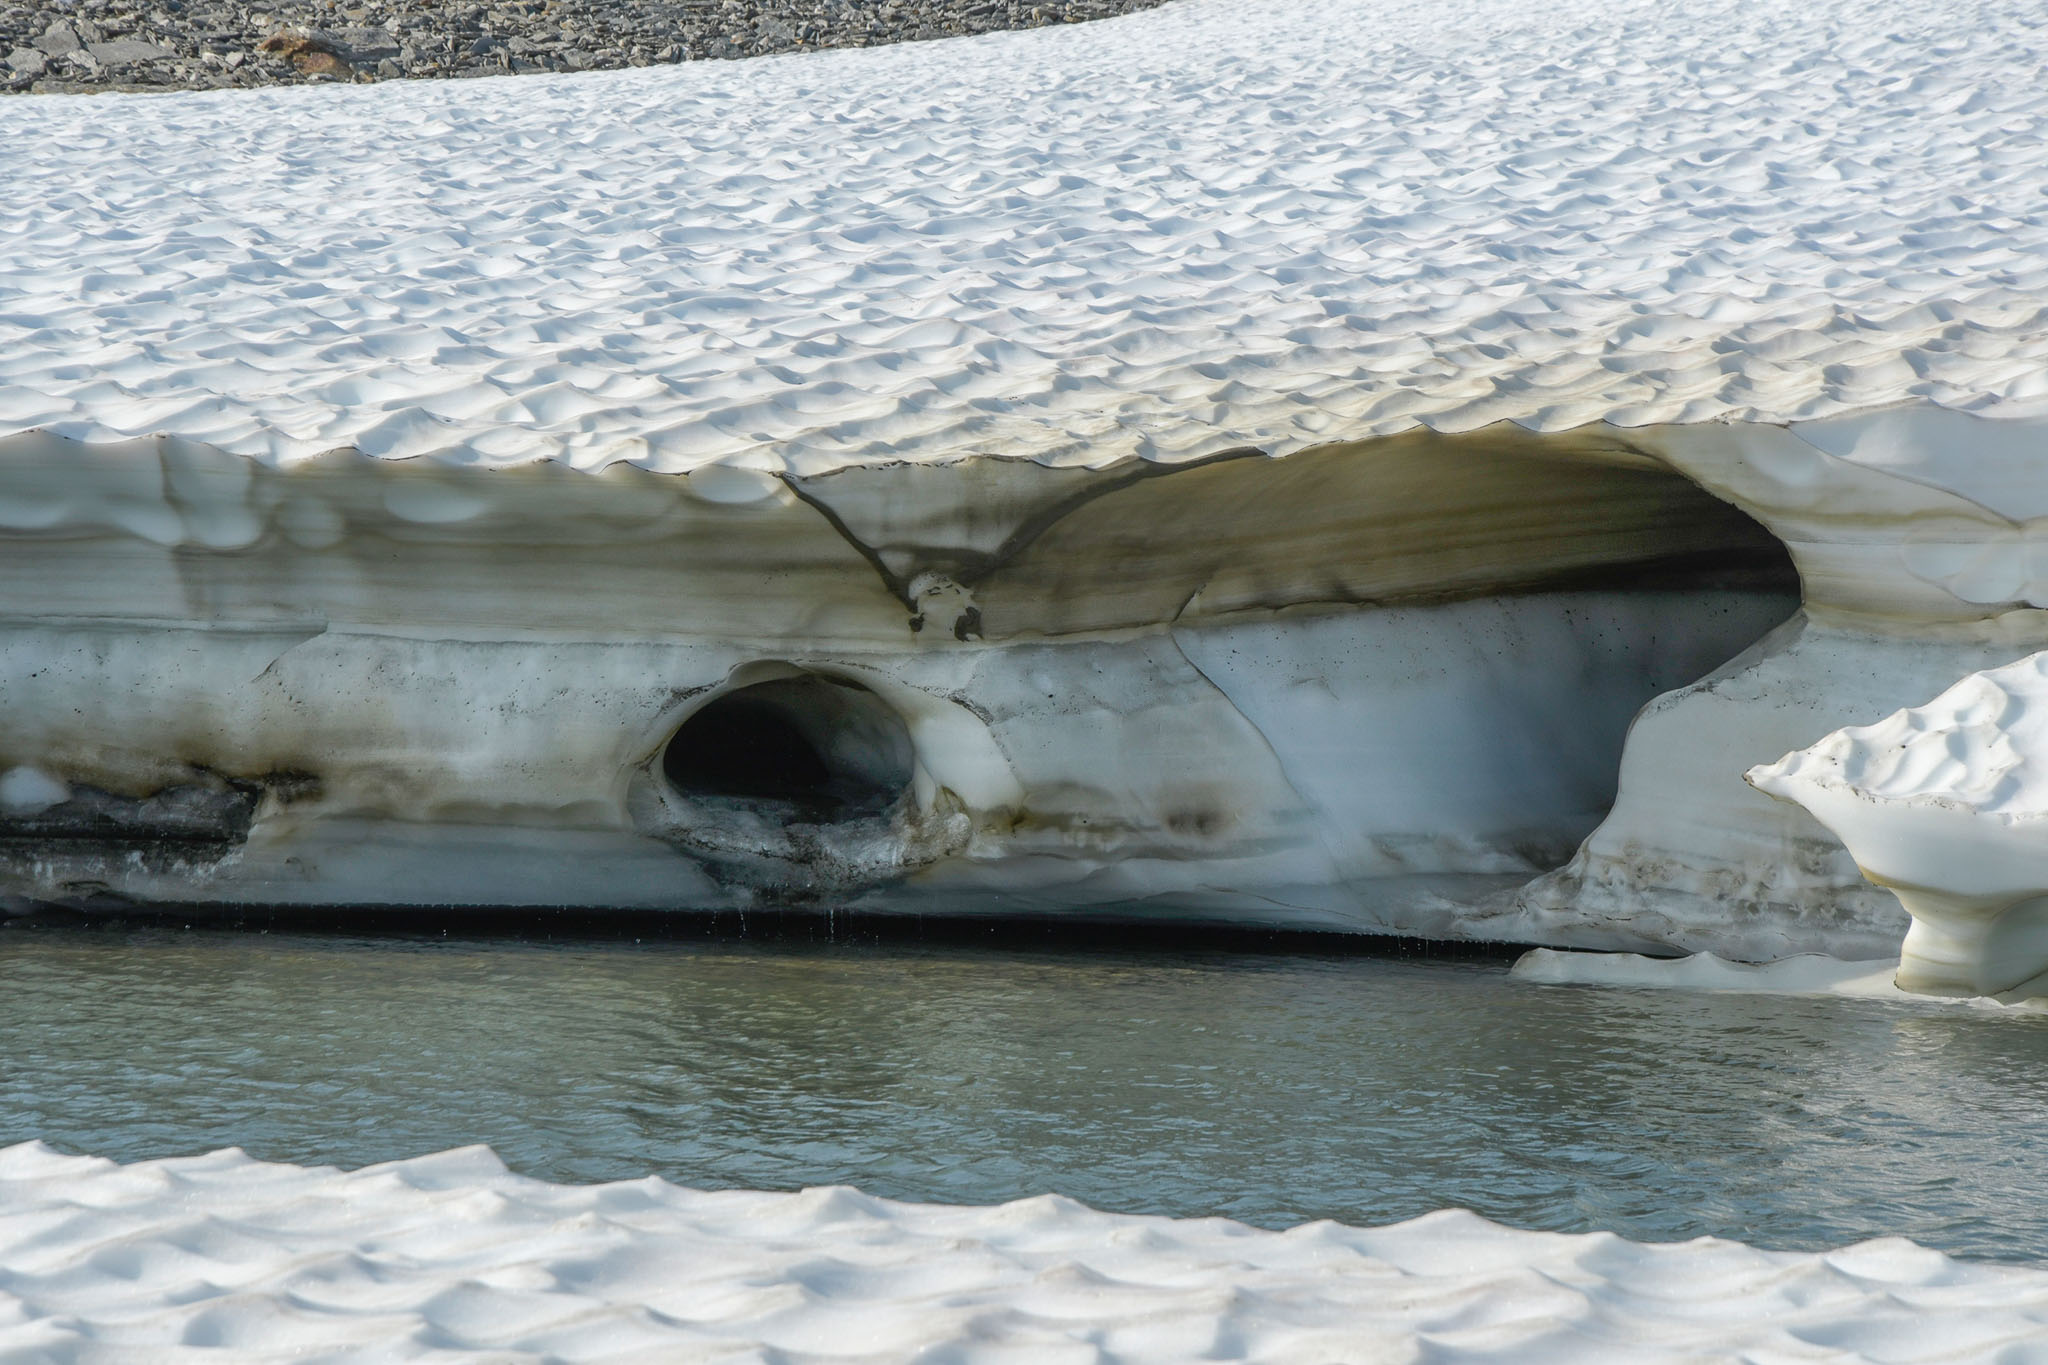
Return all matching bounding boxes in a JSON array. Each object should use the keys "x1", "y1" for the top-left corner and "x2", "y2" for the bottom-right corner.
[{"x1": 1, "y1": 0, "x2": 2044, "y2": 476}]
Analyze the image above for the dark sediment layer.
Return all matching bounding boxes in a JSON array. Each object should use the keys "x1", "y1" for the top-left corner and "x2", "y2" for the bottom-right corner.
[{"x1": 1, "y1": 0, "x2": 1171, "y2": 93}]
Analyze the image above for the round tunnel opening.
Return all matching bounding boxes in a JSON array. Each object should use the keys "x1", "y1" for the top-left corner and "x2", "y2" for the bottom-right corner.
[{"x1": 661, "y1": 674, "x2": 916, "y2": 819}]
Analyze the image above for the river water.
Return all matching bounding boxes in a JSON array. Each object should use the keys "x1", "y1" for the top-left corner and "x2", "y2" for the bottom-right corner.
[{"x1": 5, "y1": 924, "x2": 2047, "y2": 1264}]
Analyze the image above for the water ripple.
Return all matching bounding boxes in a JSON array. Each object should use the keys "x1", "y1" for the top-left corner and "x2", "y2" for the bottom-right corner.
[{"x1": 5, "y1": 927, "x2": 2048, "y2": 1262}]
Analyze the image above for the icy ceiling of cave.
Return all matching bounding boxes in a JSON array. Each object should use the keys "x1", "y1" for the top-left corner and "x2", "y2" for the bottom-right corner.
[{"x1": 0, "y1": 0, "x2": 2043, "y2": 476}]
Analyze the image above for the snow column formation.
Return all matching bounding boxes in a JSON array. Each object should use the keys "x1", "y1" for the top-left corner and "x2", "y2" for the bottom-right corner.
[
  {"x1": 0, "y1": 0, "x2": 2045, "y2": 949},
  {"x1": 1751, "y1": 652, "x2": 2048, "y2": 999}
]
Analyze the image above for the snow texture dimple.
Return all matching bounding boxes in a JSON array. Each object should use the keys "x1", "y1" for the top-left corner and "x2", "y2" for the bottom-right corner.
[
  {"x1": 3, "y1": 1140, "x2": 2048, "y2": 1362},
  {"x1": 1, "y1": 0, "x2": 2045, "y2": 476},
  {"x1": 1750, "y1": 652, "x2": 2048, "y2": 821}
]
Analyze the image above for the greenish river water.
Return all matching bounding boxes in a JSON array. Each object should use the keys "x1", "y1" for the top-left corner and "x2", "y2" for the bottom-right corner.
[{"x1": 5, "y1": 924, "x2": 2047, "y2": 1262}]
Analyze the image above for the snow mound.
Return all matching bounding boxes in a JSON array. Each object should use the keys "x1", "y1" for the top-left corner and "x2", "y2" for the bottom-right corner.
[
  {"x1": 2, "y1": 0, "x2": 2045, "y2": 476},
  {"x1": 1748, "y1": 652, "x2": 2048, "y2": 823},
  {"x1": 1746, "y1": 653, "x2": 2048, "y2": 999},
  {"x1": 5, "y1": 1141, "x2": 2048, "y2": 1361}
]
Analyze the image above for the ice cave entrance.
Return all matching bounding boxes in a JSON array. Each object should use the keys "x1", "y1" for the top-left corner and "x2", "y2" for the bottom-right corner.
[{"x1": 661, "y1": 673, "x2": 915, "y2": 819}]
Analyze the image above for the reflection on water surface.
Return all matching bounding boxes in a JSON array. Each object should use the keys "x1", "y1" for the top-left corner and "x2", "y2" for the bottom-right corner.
[{"x1": 5, "y1": 924, "x2": 2047, "y2": 1262}]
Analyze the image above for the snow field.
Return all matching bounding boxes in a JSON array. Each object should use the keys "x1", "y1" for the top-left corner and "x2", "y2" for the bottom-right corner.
[
  {"x1": 2, "y1": 0, "x2": 2045, "y2": 478},
  {"x1": 6, "y1": 1141, "x2": 2048, "y2": 1362}
]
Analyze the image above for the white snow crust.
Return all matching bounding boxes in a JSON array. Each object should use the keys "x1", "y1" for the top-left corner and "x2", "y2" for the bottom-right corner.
[
  {"x1": 1749, "y1": 651, "x2": 2048, "y2": 823},
  {"x1": 6, "y1": 1142, "x2": 2048, "y2": 1363},
  {"x1": 1742, "y1": 652, "x2": 2048, "y2": 998},
  {"x1": 2, "y1": 0, "x2": 2045, "y2": 475}
]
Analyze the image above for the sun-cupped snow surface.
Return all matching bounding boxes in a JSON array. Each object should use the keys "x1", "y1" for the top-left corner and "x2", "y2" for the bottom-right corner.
[
  {"x1": 6, "y1": 1143, "x2": 2048, "y2": 1363},
  {"x1": 1748, "y1": 652, "x2": 2048, "y2": 822},
  {"x1": 2, "y1": 0, "x2": 2046, "y2": 476}
]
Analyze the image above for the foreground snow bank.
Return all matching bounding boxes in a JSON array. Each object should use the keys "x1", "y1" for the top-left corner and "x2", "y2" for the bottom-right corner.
[{"x1": 4, "y1": 1143, "x2": 2048, "y2": 1362}]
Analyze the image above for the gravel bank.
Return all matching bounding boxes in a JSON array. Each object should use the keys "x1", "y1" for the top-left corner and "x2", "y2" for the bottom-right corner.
[{"x1": 1, "y1": 0, "x2": 1173, "y2": 93}]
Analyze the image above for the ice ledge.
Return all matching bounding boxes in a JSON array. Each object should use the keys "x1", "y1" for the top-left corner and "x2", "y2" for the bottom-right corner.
[
  {"x1": 8, "y1": 405, "x2": 2044, "y2": 625},
  {"x1": 1513, "y1": 948, "x2": 2048, "y2": 1012}
]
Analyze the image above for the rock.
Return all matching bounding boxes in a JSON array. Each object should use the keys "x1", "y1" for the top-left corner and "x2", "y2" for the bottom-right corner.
[
  {"x1": 87, "y1": 39, "x2": 174, "y2": 66},
  {"x1": 0, "y1": 765, "x2": 71, "y2": 817},
  {"x1": 4, "y1": 48, "x2": 47, "y2": 77},
  {"x1": 336, "y1": 26, "x2": 400, "y2": 59},
  {"x1": 257, "y1": 30, "x2": 354, "y2": 77},
  {"x1": 36, "y1": 22, "x2": 81, "y2": 57}
]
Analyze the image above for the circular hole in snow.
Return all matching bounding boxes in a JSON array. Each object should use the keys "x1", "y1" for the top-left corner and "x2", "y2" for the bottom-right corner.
[{"x1": 661, "y1": 674, "x2": 915, "y2": 820}]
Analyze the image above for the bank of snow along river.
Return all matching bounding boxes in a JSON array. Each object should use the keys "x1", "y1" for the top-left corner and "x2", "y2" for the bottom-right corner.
[{"x1": 7, "y1": 926, "x2": 2048, "y2": 1359}]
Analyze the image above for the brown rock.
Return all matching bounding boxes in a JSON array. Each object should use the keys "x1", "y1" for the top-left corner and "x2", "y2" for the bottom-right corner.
[{"x1": 257, "y1": 31, "x2": 354, "y2": 77}]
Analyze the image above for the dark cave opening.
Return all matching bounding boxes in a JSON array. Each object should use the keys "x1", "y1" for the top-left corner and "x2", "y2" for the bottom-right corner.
[{"x1": 661, "y1": 674, "x2": 916, "y2": 819}]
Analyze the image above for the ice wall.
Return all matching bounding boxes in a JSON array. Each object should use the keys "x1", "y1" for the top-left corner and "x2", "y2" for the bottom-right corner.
[
  {"x1": 12, "y1": 406, "x2": 2048, "y2": 956},
  {"x1": 0, "y1": 425, "x2": 1795, "y2": 929},
  {"x1": 1505, "y1": 409, "x2": 2048, "y2": 959},
  {"x1": 5, "y1": 0, "x2": 2046, "y2": 947}
]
